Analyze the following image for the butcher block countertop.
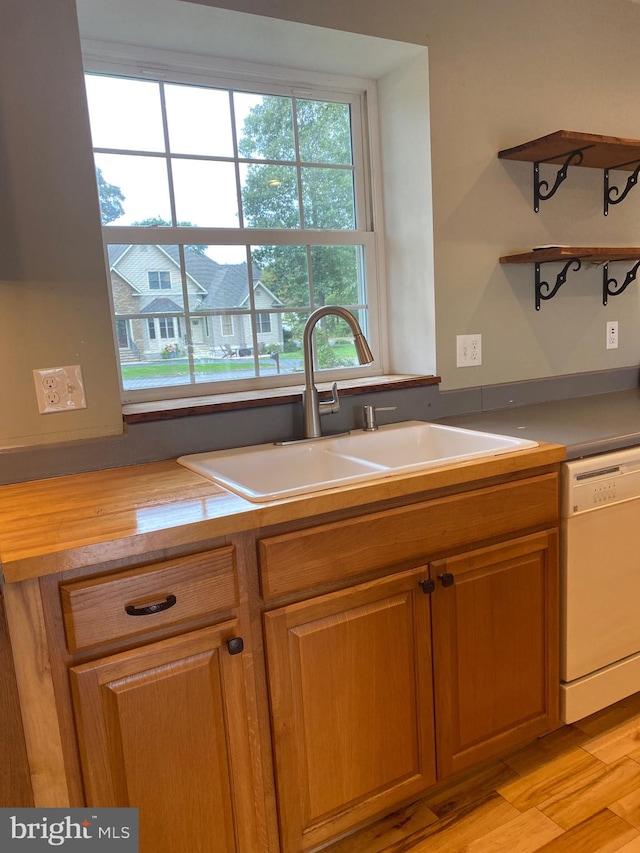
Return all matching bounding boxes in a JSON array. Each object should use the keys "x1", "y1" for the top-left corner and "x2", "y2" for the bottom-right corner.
[{"x1": 0, "y1": 441, "x2": 564, "y2": 584}]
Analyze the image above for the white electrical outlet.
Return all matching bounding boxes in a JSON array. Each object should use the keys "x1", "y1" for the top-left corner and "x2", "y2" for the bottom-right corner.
[
  {"x1": 456, "y1": 334, "x2": 482, "y2": 367},
  {"x1": 606, "y1": 321, "x2": 619, "y2": 350},
  {"x1": 33, "y1": 365, "x2": 87, "y2": 414}
]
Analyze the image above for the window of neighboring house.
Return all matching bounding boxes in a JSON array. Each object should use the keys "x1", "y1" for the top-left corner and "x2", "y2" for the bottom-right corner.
[
  {"x1": 84, "y1": 58, "x2": 382, "y2": 402},
  {"x1": 159, "y1": 317, "x2": 176, "y2": 339},
  {"x1": 148, "y1": 270, "x2": 171, "y2": 290},
  {"x1": 148, "y1": 316, "x2": 180, "y2": 340},
  {"x1": 256, "y1": 312, "x2": 271, "y2": 334},
  {"x1": 221, "y1": 315, "x2": 234, "y2": 337}
]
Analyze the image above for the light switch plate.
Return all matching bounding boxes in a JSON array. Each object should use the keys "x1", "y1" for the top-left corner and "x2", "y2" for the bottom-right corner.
[{"x1": 33, "y1": 365, "x2": 87, "y2": 414}]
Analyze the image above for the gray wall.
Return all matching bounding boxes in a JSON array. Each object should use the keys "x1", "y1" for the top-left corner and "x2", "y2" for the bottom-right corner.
[
  {"x1": 2, "y1": 0, "x2": 640, "y2": 480},
  {"x1": 0, "y1": 0, "x2": 123, "y2": 451}
]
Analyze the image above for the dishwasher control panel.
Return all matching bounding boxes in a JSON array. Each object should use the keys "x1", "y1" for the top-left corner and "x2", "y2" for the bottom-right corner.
[
  {"x1": 588, "y1": 481, "x2": 618, "y2": 507},
  {"x1": 562, "y1": 448, "x2": 640, "y2": 517}
]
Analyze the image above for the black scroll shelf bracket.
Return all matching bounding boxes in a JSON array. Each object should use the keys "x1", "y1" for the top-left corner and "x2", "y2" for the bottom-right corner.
[
  {"x1": 604, "y1": 160, "x2": 640, "y2": 215},
  {"x1": 535, "y1": 258, "x2": 582, "y2": 311},
  {"x1": 533, "y1": 148, "x2": 588, "y2": 212},
  {"x1": 602, "y1": 259, "x2": 640, "y2": 305}
]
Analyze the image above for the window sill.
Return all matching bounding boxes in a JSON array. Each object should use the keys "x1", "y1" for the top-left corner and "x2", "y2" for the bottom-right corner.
[{"x1": 122, "y1": 374, "x2": 440, "y2": 424}]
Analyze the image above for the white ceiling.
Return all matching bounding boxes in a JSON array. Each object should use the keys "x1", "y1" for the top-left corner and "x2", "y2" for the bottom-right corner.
[{"x1": 75, "y1": 0, "x2": 425, "y2": 80}]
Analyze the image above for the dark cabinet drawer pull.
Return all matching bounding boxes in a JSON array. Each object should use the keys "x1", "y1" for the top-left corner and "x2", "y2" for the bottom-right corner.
[
  {"x1": 125, "y1": 594, "x2": 177, "y2": 617},
  {"x1": 226, "y1": 637, "x2": 244, "y2": 655},
  {"x1": 438, "y1": 572, "x2": 455, "y2": 588}
]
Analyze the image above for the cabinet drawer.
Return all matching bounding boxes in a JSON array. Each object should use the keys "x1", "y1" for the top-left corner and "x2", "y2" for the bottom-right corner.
[
  {"x1": 60, "y1": 547, "x2": 238, "y2": 652},
  {"x1": 259, "y1": 474, "x2": 558, "y2": 598}
]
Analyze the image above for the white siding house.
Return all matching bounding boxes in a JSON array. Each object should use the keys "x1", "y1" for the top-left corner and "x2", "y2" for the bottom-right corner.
[{"x1": 108, "y1": 244, "x2": 284, "y2": 362}]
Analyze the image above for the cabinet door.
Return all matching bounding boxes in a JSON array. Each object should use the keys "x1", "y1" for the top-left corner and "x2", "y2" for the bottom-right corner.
[
  {"x1": 264, "y1": 567, "x2": 436, "y2": 853},
  {"x1": 70, "y1": 621, "x2": 260, "y2": 853},
  {"x1": 0, "y1": 590, "x2": 33, "y2": 806},
  {"x1": 431, "y1": 530, "x2": 559, "y2": 779}
]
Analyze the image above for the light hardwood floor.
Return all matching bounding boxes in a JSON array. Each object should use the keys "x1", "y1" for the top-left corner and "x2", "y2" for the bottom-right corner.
[{"x1": 325, "y1": 692, "x2": 640, "y2": 853}]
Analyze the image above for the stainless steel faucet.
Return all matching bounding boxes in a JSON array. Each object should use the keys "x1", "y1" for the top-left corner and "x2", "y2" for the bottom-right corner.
[{"x1": 302, "y1": 306, "x2": 373, "y2": 439}]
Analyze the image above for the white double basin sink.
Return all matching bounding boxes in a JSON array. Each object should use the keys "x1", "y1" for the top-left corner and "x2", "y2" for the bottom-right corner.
[{"x1": 177, "y1": 420, "x2": 538, "y2": 503}]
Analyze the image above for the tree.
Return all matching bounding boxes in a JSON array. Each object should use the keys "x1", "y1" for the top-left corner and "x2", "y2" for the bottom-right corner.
[
  {"x1": 239, "y1": 97, "x2": 358, "y2": 362},
  {"x1": 131, "y1": 217, "x2": 206, "y2": 255},
  {"x1": 96, "y1": 167, "x2": 125, "y2": 224}
]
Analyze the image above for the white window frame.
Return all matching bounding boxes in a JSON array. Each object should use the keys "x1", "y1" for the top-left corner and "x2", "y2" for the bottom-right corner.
[
  {"x1": 148, "y1": 270, "x2": 171, "y2": 290},
  {"x1": 83, "y1": 41, "x2": 387, "y2": 403}
]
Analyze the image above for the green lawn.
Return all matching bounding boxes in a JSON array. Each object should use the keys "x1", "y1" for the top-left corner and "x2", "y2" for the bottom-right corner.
[
  {"x1": 121, "y1": 360, "x2": 249, "y2": 378},
  {"x1": 120, "y1": 345, "x2": 355, "y2": 379}
]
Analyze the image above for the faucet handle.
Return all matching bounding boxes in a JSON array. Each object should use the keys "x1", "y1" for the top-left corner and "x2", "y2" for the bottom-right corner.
[{"x1": 318, "y1": 382, "x2": 340, "y2": 416}]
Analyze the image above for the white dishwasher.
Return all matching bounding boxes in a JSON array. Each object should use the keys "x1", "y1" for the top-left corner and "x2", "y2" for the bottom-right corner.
[{"x1": 561, "y1": 446, "x2": 640, "y2": 723}]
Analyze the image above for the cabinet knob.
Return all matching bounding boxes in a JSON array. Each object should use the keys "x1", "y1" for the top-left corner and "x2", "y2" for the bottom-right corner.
[
  {"x1": 226, "y1": 637, "x2": 245, "y2": 656},
  {"x1": 418, "y1": 579, "x2": 435, "y2": 595},
  {"x1": 438, "y1": 572, "x2": 455, "y2": 588}
]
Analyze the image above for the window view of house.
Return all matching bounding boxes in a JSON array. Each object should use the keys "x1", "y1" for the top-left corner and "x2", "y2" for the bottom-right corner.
[
  {"x1": 109, "y1": 242, "x2": 286, "y2": 388},
  {"x1": 84, "y1": 70, "x2": 379, "y2": 398}
]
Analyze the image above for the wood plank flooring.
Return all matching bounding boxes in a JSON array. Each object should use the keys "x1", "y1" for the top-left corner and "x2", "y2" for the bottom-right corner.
[{"x1": 325, "y1": 692, "x2": 640, "y2": 853}]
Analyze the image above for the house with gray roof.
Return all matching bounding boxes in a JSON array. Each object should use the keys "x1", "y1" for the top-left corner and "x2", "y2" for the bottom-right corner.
[{"x1": 107, "y1": 244, "x2": 284, "y2": 362}]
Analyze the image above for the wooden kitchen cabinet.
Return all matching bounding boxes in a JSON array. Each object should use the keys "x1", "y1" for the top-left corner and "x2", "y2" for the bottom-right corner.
[
  {"x1": 264, "y1": 567, "x2": 437, "y2": 853},
  {"x1": 40, "y1": 544, "x2": 270, "y2": 853},
  {"x1": 430, "y1": 530, "x2": 560, "y2": 779},
  {"x1": 260, "y1": 472, "x2": 560, "y2": 852},
  {"x1": 70, "y1": 621, "x2": 257, "y2": 853}
]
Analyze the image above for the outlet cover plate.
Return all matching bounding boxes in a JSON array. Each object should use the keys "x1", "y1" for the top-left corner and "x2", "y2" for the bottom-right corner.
[
  {"x1": 456, "y1": 334, "x2": 482, "y2": 367},
  {"x1": 33, "y1": 365, "x2": 87, "y2": 414}
]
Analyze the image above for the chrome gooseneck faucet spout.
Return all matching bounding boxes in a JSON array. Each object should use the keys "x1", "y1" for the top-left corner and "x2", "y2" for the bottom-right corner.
[{"x1": 302, "y1": 306, "x2": 374, "y2": 439}]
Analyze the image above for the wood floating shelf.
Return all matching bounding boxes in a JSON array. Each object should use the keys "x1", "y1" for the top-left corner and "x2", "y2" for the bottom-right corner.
[
  {"x1": 500, "y1": 247, "x2": 640, "y2": 264},
  {"x1": 498, "y1": 130, "x2": 640, "y2": 214},
  {"x1": 500, "y1": 247, "x2": 640, "y2": 310}
]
